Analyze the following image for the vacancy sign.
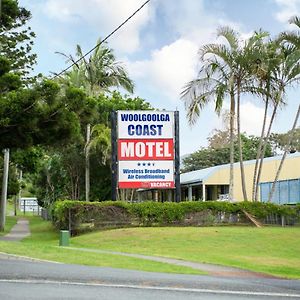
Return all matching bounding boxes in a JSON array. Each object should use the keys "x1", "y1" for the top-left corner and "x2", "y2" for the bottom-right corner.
[{"x1": 117, "y1": 111, "x2": 175, "y2": 189}]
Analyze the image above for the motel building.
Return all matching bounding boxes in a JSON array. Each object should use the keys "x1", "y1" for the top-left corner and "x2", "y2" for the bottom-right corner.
[
  {"x1": 181, "y1": 152, "x2": 300, "y2": 203},
  {"x1": 137, "y1": 152, "x2": 300, "y2": 203}
]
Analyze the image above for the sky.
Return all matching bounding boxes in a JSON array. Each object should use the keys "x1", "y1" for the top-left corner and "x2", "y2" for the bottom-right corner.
[{"x1": 19, "y1": 0, "x2": 300, "y2": 155}]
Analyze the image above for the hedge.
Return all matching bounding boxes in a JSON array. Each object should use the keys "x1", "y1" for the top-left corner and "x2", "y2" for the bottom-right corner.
[{"x1": 51, "y1": 200, "x2": 300, "y2": 235}]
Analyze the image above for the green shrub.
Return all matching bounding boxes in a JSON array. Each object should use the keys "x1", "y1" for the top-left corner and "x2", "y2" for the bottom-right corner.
[{"x1": 52, "y1": 200, "x2": 300, "y2": 234}]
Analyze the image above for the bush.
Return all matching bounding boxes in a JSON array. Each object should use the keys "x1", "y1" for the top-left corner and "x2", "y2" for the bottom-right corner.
[{"x1": 52, "y1": 200, "x2": 300, "y2": 235}]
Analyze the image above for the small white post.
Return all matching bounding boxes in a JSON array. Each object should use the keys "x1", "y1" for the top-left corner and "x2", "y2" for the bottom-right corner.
[
  {"x1": 188, "y1": 186, "x2": 193, "y2": 201},
  {"x1": 202, "y1": 183, "x2": 206, "y2": 202}
]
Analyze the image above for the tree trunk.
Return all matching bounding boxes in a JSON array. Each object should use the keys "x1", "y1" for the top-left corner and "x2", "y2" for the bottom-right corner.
[
  {"x1": 85, "y1": 124, "x2": 91, "y2": 202},
  {"x1": 268, "y1": 104, "x2": 300, "y2": 202},
  {"x1": 229, "y1": 91, "x2": 235, "y2": 202},
  {"x1": 252, "y1": 96, "x2": 268, "y2": 201},
  {"x1": 254, "y1": 99, "x2": 279, "y2": 201},
  {"x1": 237, "y1": 83, "x2": 247, "y2": 201},
  {"x1": 130, "y1": 189, "x2": 134, "y2": 202}
]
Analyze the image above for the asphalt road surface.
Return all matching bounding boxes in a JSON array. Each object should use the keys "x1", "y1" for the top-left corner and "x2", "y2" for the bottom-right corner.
[{"x1": 0, "y1": 256, "x2": 300, "y2": 300}]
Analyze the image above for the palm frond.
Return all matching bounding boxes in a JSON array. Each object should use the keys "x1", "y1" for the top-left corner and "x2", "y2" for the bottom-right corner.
[
  {"x1": 289, "y1": 16, "x2": 300, "y2": 28},
  {"x1": 199, "y1": 44, "x2": 232, "y2": 64},
  {"x1": 217, "y1": 26, "x2": 240, "y2": 50},
  {"x1": 57, "y1": 38, "x2": 134, "y2": 96}
]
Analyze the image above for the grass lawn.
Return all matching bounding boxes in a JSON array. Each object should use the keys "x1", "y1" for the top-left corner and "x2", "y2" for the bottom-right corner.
[
  {"x1": 71, "y1": 226, "x2": 300, "y2": 279},
  {"x1": 0, "y1": 216, "x2": 17, "y2": 236},
  {"x1": 0, "y1": 216, "x2": 203, "y2": 275},
  {"x1": 1, "y1": 216, "x2": 300, "y2": 278}
]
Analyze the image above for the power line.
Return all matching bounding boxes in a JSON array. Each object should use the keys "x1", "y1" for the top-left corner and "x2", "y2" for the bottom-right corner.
[{"x1": 53, "y1": 0, "x2": 151, "y2": 79}]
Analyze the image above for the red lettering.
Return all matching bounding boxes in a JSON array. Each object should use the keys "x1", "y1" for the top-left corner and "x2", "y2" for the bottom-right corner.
[
  {"x1": 118, "y1": 139, "x2": 174, "y2": 160},
  {"x1": 119, "y1": 181, "x2": 174, "y2": 189}
]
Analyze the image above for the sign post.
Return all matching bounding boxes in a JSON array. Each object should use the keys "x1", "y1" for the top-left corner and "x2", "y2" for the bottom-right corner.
[
  {"x1": 174, "y1": 111, "x2": 180, "y2": 202},
  {"x1": 111, "y1": 111, "x2": 118, "y2": 201},
  {"x1": 112, "y1": 110, "x2": 180, "y2": 201}
]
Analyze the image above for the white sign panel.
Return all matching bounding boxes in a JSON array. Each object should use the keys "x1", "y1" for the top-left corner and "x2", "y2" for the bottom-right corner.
[
  {"x1": 118, "y1": 111, "x2": 174, "y2": 139},
  {"x1": 117, "y1": 110, "x2": 175, "y2": 189}
]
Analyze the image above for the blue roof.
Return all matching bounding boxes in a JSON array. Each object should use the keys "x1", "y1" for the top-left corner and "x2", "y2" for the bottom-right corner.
[
  {"x1": 180, "y1": 152, "x2": 300, "y2": 185},
  {"x1": 180, "y1": 166, "x2": 218, "y2": 185}
]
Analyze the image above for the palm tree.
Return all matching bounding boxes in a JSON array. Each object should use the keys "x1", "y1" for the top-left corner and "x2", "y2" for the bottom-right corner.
[
  {"x1": 57, "y1": 39, "x2": 134, "y2": 96},
  {"x1": 181, "y1": 27, "x2": 238, "y2": 201},
  {"x1": 181, "y1": 61, "x2": 232, "y2": 198},
  {"x1": 252, "y1": 18, "x2": 300, "y2": 202},
  {"x1": 233, "y1": 30, "x2": 269, "y2": 201},
  {"x1": 251, "y1": 39, "x2": 283, "y2": 201},
  {"x1": 267, "y1": 16, "x2": 300, "y2": 202},
  {"x1": 182, "y1": 27, "x2": 267, "y2": 201},
  {"x1": 85, "y1": 124, "x2": 111, "y2": 165},
  {"x1": 58, "y1": 39, "x2": 134, "y2": 201}
]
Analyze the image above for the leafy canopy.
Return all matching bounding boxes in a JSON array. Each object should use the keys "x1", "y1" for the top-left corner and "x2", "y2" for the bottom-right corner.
[{"x1": 0, "y1": 0, "x2": 37, "y2": 81}]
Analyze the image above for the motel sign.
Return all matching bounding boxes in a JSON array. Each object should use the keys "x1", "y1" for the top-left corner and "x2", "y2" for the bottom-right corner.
[{"x1": 116, "y1": 111, "x2": 175, "y2": 189}]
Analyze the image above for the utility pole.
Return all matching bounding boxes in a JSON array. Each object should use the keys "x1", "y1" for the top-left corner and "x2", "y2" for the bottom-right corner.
[
  {"x1": 16, "y1": 169, "x2": 23, "y2": 216},
  {"x1": 85, "y1": 124, "x2": 91, "y2": 202},
  {"x1": 0, "y1": 149, "x2": 10, "y2": 231}
]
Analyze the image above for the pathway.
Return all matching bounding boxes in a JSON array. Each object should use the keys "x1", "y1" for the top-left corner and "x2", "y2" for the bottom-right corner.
[
  {"x1": 0, "y1": 218, "x2": 30, "y2": 241},
  {"x1": 63, "y1": 246, "x2": 278, "y2": 278}
]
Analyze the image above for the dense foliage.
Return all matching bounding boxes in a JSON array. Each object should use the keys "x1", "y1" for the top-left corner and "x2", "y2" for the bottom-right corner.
[
  {"x1": 270, "y1": 128, "x2": 300, "y2": 153},
  {"x1": 0, "y1": 80, "x2": 95, "y2": 150},
  {"x1": 181, "y1": 132, "x2": 273, "y2": 172},
  {"x1": 52, "y1": 200, "x2": 300, "y2": 234},
  {"x1": 32, "y1": 92, "x2": 153, "y2": 206},
  {"x1": 0, "y1": 0, "x2": 37, "y2": 81}
]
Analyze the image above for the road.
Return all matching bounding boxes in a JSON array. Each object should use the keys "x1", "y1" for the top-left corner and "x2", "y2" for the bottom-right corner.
[{"x1": 0, "y1": 256, "x2": 300, "y2": 299}]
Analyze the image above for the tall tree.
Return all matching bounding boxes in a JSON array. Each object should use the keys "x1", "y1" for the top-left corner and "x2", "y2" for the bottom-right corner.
[
  {"x1": 0, "y1": 0, "x2": 37, "y2": 82},
  {"x1": 181, "y1": 51, "x2": 232, "y2": 199},
  {"x1": 251, "y1": 17, "x2": 300, "y2": 201},
  {"x1": 181, "y1": 27, "x2": 267, "y2": 201},
  {"x1": 56, "y1": 40, "x2": 135, "y2": 201},
  {"x1": 0, "y1": 79, "x2": 93, "y2": 150},
  {"x1": 267, "y1": 16, "x2": 300, "y2": 202},
  {"x1": 1, "y1": 0, "x2": 36, "y2": 229},
  {"x1": 251, "y1": 39, "x2": 283, "y2": 201},
  {"x1": 56, "y1": 40, "x2": 134, "y2": 96}
]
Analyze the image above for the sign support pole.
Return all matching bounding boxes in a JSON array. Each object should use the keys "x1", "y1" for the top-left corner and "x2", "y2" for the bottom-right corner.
[
  {"x1": 0, "y1": 149, "x2": 9, "y2": 231},
  {"x1": 174, "y1": 111, "x2": 181, "y2": 202},
  {"x1": 111, "y1": 111, "x2": 118, "y2": 201}
]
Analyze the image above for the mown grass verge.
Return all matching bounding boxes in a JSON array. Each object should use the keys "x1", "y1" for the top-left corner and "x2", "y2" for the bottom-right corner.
[
  {"x1": 0, "y1": 216, "x2": 204, "y2": 275},
  {"x1": 0, "y1": 216, "x2": 18, "y2": 236},
  {"x1": 70, "y1": 226, "x2": 300, "y2": 279},
  {"x1": 1, "y1": 216, "x2": 300, "y2": 278}
]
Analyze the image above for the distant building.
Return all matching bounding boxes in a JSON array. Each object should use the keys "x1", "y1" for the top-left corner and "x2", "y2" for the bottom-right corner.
[
  {"x1": 180, "y1": 152, "x2": 300, "y2": 203},
  {"x1": 19, "y1": 197, "x2": 41, "y2": 214}
]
